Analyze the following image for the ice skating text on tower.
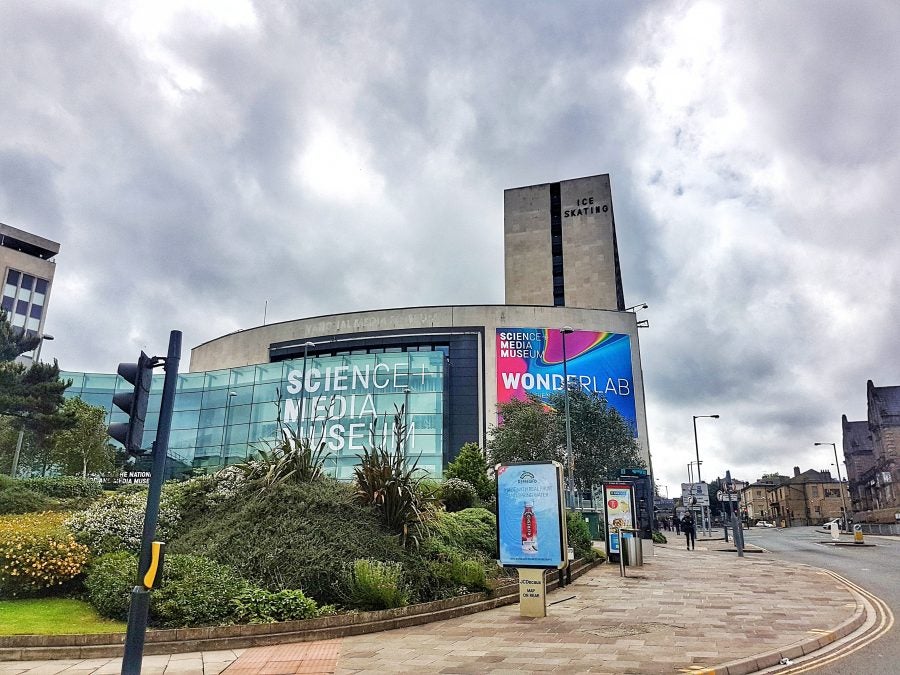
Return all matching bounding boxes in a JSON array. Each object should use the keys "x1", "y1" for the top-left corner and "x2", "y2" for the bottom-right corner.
[{"x1": 504, "y1": 174, "x2": 625, "y2": 311}]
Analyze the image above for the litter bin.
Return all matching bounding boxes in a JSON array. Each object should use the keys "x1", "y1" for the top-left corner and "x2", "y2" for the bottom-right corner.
[{"x1": 623, "y1": 533, "x2": 643, "y2": 567}]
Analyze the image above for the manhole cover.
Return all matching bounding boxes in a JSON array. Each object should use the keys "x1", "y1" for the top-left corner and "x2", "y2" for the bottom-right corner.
[{"x1": 579, "y1": 622, "x2": 677, "y2": 638}]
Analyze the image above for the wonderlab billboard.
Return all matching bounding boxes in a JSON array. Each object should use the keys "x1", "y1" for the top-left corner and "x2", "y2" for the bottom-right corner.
[{"x1": 496, "y1": 328, "x2": 637, "y2": 435}]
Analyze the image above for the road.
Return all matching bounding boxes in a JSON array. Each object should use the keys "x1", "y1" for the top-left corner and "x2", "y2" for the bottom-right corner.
[{"x1": 743, "y1": 525, "x2": 898, "y2": 674}]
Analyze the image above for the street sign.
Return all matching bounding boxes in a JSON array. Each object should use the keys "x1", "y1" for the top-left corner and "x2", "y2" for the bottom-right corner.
[
  {"x1": 620, "y1": 468, "x2": 648, "y2": 477},
  {"x1": 680, "y1": 482, "x2": 710, "y2": 506},
  {"x1": 716, "y1": 491, "x2": 740, "y2": 502}
]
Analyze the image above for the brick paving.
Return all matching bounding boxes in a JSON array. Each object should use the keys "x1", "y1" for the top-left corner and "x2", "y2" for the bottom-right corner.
[{"x1": 0, "y1": 542, "x2": 861, "y2": 674}]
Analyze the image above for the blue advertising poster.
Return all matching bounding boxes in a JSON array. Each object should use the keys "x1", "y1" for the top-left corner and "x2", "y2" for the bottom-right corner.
[{"x1": 496, "y1": 462, "x2": 565, "y2": 568}]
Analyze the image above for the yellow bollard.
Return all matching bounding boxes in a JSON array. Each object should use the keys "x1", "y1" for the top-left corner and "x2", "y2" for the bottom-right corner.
[{"x1": 854, "y1": 524, "x2": 864, "y2": 544}]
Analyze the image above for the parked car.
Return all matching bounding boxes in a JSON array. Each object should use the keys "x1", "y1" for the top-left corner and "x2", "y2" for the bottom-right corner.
[
  {"x1": 820, "y1": 518, "x2": 842, "y2": 531},
  {"x1": 756, "y1": 520, "x2": 775, "y2": 528}
]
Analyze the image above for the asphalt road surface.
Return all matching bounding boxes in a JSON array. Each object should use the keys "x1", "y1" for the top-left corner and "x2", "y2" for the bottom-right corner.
[{"x1": 743, "y1": 525, "x2": 898, "y2": 674}]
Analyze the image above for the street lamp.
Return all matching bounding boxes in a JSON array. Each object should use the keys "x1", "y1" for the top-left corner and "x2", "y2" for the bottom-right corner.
[
  {"x1": 625, "y1": 303, "x2": 648, "y2": 312},
  {"x1": 11, "y1": 333, "x2": 55, "y2": 478},
  {"x1": 815, "y1": 442, "x2": 850, "y2": 531},
  {"x1": 220, "y1": 391, "x2": 237, "y2": 467},
  {"x1": 692, "y1": 414, "x2": 719, "y2": 535},
  {"x1": 560, "y1": 326, "x2": 576, "y2": 510},
  {"x1": 298, "y1": 341, "x2": 316, "y2": 437}
]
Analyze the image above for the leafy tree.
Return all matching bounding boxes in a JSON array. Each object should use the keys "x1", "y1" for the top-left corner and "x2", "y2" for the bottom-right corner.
[
  {"x1": 50, "y1": 398, "x2": 114, "y2": 478},
  {"x1": 546, "y1": 387, "x2": 644, "y2": 493},
  {"x1": 487, "y1": 395, "x2": 564, "y2": 466},
  {"x1": 488, "y1": 388, "x2": 644, "y2": 495},
  {"x1": 444, "y1": 442, "x2": 492, "y2": 500}
]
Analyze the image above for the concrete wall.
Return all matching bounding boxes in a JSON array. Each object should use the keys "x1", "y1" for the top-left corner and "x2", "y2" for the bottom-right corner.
[
  {"x1": 503, "y1": 175, "x2": 622, "y2": 311},
  {"x1": 189, "y1": 304, "x2": 652, "y2": 464}
]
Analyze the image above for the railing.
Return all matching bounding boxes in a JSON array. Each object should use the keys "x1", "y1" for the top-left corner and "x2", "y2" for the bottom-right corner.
[{"x1": 858, "y1": 522, "x2": 900, "y2": 536}]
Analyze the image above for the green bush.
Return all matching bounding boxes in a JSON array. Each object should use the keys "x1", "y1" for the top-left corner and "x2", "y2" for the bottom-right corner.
[
  {"x1": 428, "y1": 508, "x2": 496, "y2": 558},
  {"x1": 115, "y1": 483, "x2": 148, "y2": 495},
  {"x1": 233, "y1": 587, "x2": 324, "y2": 623},
  {"x1": 343, "y1": 559, "x2": 408, "y2": 610},
  {"x1": 652, "y1": 530, "x2": 667, "y2": 544},
  {"x1": 22, "y1": 477, "x2": 103, "y2": 500},
  {"x1": 170, "y1": 479, "x2": 410, "y2": 605},
  {"x1": 83, "y1": 552, "x2": 137, "y2": 620},
  {"x1": 439, "y1": 478, "x2": 477, "y2": 512},
  {"x1": 444, "y1": 443, "x2": 493, "y2": 500},
  {"x1": 85, "y1": 551, "x2": 250, "y2": 627},
  {"x1": 566, "y1": 511, "x2": 595, "y2": 560},
  {"x1": 152, "y1": 555, "x2": 249, "y2": 628},
  {"x1": 0, "y1": 485, "x2": 53, "y2": 515}
]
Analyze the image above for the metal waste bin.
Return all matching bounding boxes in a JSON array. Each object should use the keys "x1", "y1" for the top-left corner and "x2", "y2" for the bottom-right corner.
[{"x1": 623, "y1": 533, "x2": 643, "y2": 567}]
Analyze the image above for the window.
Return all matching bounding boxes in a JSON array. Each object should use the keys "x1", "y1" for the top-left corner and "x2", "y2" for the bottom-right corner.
[
  {"x1": 2, "y1": 269, "x2": 50, "y2": 334},
  {"x1": 811, "y1": 486, "x2": 819, "y2": 497}
]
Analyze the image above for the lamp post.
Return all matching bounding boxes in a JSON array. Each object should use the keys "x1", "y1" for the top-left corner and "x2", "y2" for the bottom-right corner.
[
  {"x1": 815, "y1": 442, "x2": 850, "y2": 531},
  {"x1": 11, "y1": 334, "x2": 54, "y2": 478},
  {"x1": 298, "y1": 341, "x2": 316, "y2": 438},
  {"x1": 220, "y1": 391, "x2": 237, "y2": 467},
  {"x1": 560, "y1": 326, "x2": 576, "y2": 510},
  {"x1": 692, "y1": 414, "x2": 719, "y2": 535}
]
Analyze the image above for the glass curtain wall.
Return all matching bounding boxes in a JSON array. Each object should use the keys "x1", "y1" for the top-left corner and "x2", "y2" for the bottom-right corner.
[{"x1": 62, "y1": 351, "x2": 445, "y2": 478}]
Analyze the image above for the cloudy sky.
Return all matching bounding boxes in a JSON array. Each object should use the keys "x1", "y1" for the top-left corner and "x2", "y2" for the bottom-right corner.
[{"x1": 2, "y1": 0, "x2": 898, "y2": 494}]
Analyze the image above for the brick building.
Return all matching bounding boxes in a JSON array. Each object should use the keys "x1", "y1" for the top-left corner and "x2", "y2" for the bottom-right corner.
[{"x1": 766, "y1": 468, "x2": 849, "y2": 527}]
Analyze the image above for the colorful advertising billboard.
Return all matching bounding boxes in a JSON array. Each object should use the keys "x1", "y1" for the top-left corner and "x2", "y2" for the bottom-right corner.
[
  {"x1": 603, "y1": 483, "x2": 635, "y2": 555},
  {"x1": 496, "y1": 462, "x2": 566, "y2": 568},
  {"x1": 496, "y1": 328, "x2": 636, "y2": 435}
]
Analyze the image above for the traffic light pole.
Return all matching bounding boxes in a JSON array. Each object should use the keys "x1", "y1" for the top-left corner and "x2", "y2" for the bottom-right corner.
[{"x1": 122, "y1": 330, "x2": 181, "y2": 675}]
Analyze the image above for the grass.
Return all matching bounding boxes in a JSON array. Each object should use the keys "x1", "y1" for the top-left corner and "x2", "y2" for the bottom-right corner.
[{"x1": 0, "y1": 598, "x2": 126, "y2": 635}]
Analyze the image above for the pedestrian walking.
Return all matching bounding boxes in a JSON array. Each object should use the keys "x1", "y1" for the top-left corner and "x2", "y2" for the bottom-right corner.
[
  {"x1": 674, "y1": 516, "x2": 681, "y2": 534},
  {"x1": 681, "y1": 512, "x2": 696, "y2": 550}
]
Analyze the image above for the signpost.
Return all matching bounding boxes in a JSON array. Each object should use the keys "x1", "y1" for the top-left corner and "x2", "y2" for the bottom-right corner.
[{"x1": 496, "y1": 461, "x2": 567, "y2": 618}]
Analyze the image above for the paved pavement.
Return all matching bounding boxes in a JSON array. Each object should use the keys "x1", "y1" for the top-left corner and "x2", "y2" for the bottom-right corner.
[{"x1": 0, "y1": 540, "x2": 864, "y2": 674}]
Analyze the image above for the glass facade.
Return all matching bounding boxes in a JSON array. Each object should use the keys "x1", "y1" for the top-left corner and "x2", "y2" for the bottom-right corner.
[{"x1": 62, "y1": 351, "x2": 446, "y2": 478}]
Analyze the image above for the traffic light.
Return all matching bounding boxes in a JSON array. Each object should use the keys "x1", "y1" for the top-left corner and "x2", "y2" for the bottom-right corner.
[{"x1": 109, "y1": 352, "x2": 153, "y2": 454}]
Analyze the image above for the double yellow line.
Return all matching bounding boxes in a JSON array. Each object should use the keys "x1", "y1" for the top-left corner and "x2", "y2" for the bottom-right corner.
[{"x1": 777, "y1": 569, "x2": 894, "y2": 673}]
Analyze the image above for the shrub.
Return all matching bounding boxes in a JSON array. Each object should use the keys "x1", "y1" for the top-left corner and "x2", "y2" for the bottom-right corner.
[
  {"x1": 343, "y1": 559, "x2": 408, "y2": 610},
  {"x1": 115, "y1": 483, "x2": 148, "y2": 495},
  {"x1": 233, "y1": 587, "x2": 323, "y2": 624},
  {"x1": 66, "y1": 487, "x2": 181, "y2": 555},
  {"x1": 152, "y1": 555, "x2": 249, "y2": 628},
  {"x1": 439, "y1": 478, "x2": 477, "y2": 512},
  {"x1": 566, "y1": 511, "x2": 595, "y2": 560},
  {"x1": 0, "y1": 485, "x2": 53, "y2": 515},
  {"x1": 0, "y1": 512, "x2": 91, "y2": 597},
  {"x1": 85, "y1": 551, "x2": 250, "y2": 627},
  {"x1": 169, "y1": 479, "x2": 410, "y2": 605},
  {"x1": 428, "y1": 508, "x2": 496, "y2": 558},
  {"x1": 444, "y1": 443, "x2": 493, "y2": 500},
  {"x1": 22, "y1": 477, "x2": 103, "y2": 500},
  {"x1": 83, "y1": 551, "x2": 136, "y2": 620},
  {"x1": 652, "y1": 530, "x2": 667, "y2": 544},
  {"x1": 354, "y1": 409, "x2": 434, "y2": 546}
]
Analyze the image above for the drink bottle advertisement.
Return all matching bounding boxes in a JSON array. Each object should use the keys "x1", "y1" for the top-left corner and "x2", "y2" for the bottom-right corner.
[
  {"x1": 603, "y1": 483, "x2": 635, "y2": 555},
  {"x1": 496, "y1": 461, "x2": 566, "y2": 568}
]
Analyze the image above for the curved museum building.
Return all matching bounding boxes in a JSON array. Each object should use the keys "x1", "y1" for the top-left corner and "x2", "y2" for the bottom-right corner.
[{"x1": 62, "y1": 175, "x2": 652, "y2": 478}]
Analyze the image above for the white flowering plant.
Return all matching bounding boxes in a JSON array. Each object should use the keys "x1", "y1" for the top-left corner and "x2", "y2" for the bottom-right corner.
[{"x1": 66, "y1": 488, "x2": 182, "y2": 555}]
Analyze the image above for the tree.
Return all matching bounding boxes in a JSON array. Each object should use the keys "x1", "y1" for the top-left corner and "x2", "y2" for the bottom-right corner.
[
  {"x1": 0, "y1": 309, "x2": 73, "y2": 475},
  {"x1": 445, "y1": 443, "x2": 493, "y2": 500},
  {"x1": 0, "y1": 309, "x2": 40, "y2": 361},
  {"x1": 487, "y1": 395, "x2": 564, "y2": 466},
  {"x1": 546, "y1": 388, "x2": 645, "y2": 494},
  {"x1": 51, "y1": 398, "x2": 114, "y2": 477},
  {"x1": 488, "y1": 388, "x2": 644, "y2": 495}
]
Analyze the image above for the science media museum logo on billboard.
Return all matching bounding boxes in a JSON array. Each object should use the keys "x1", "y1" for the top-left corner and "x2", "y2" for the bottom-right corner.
[{"x1": 496, "y1": 328, "x2": 637, "y2": 435}]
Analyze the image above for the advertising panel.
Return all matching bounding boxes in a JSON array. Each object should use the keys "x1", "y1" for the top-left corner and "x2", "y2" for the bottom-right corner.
[
  {"x1": 603, "y1": 483, "x2": 635, "y2": 555},
  {"x1": 496, "y1": 328, "x2": 636, "y2": 435},
  {"x1": 496, "y1": 462, "x2": 566, "y2": 568}
]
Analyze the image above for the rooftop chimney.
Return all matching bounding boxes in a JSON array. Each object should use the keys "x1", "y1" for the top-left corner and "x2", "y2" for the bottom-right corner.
[{"x1": 793, "y1": 466, "x2": 801, "y2": 477}]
